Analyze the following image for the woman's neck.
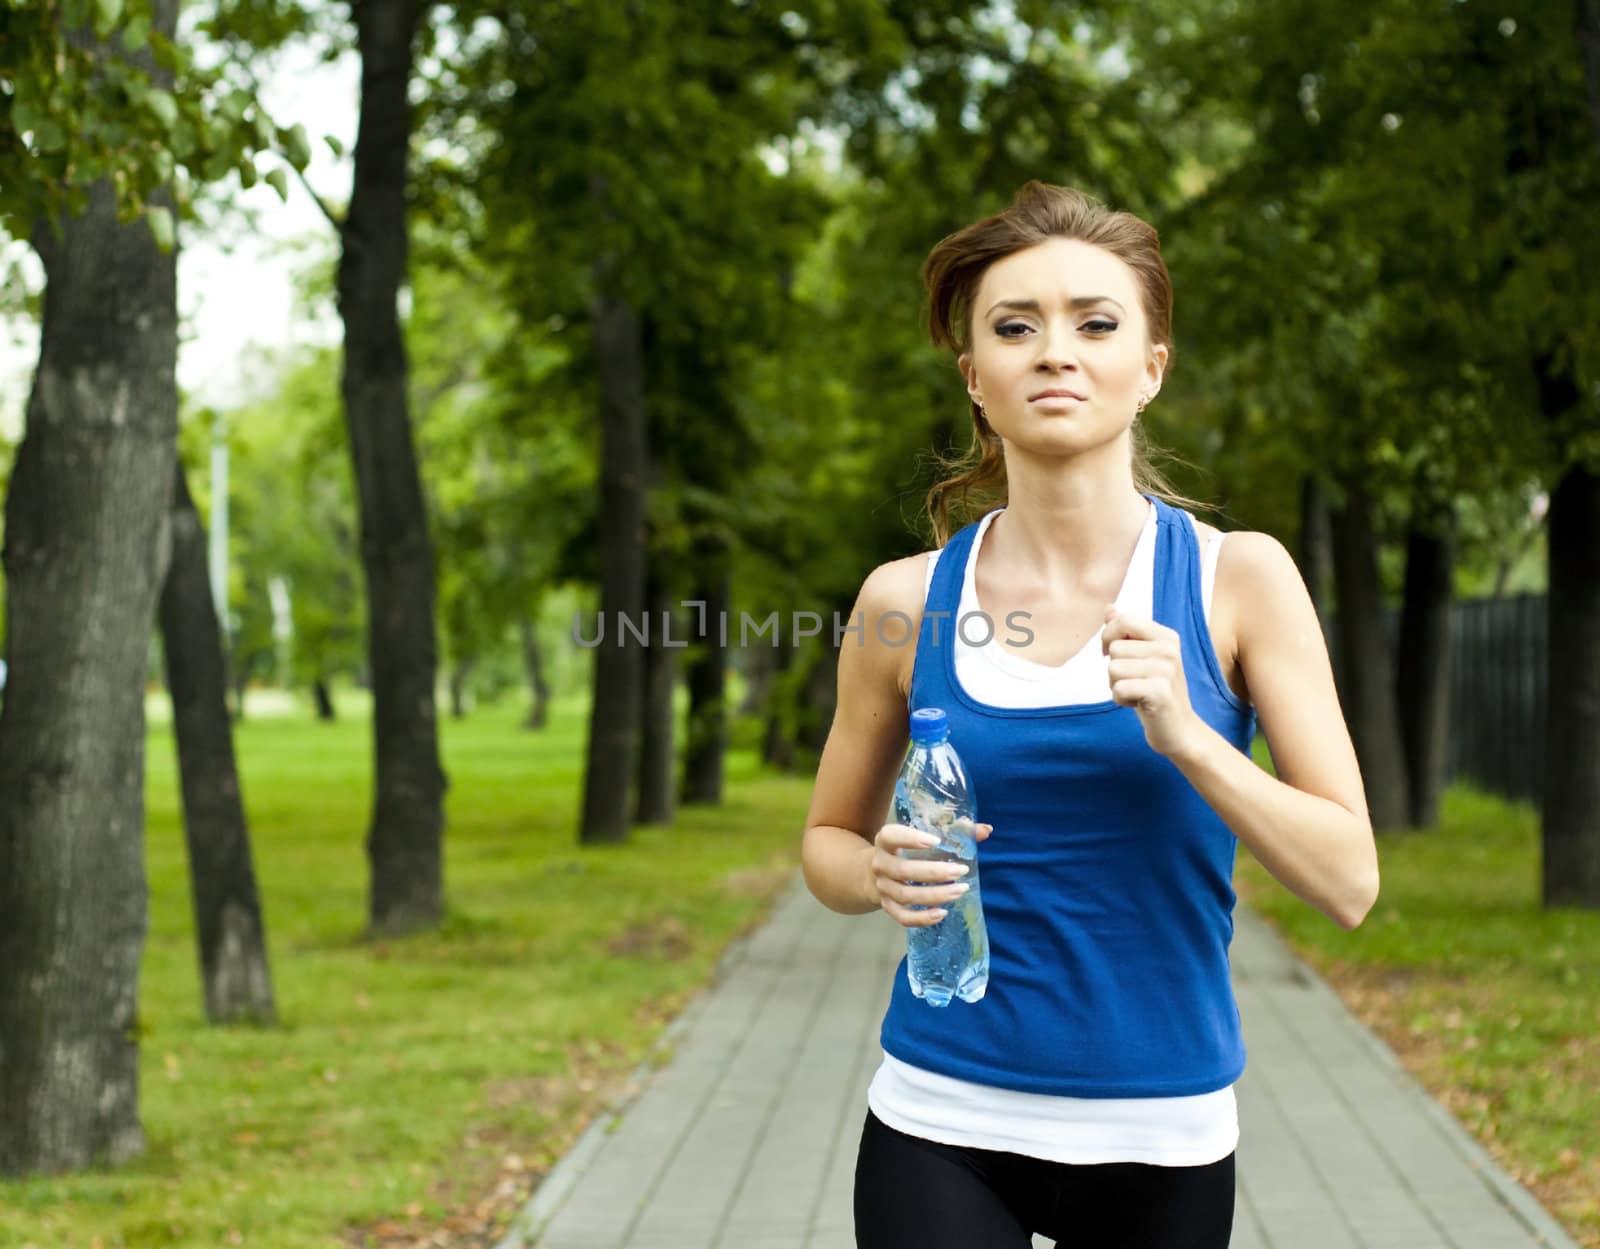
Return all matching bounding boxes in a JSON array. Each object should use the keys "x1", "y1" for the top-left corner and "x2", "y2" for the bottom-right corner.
[{"x1": 987, "y1": 450, "x2": 1151, "y2": 594}]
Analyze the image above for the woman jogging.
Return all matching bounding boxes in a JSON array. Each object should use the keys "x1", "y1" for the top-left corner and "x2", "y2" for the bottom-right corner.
[{"x1": 799, "y1": 181, "x2": 1378, "y2": 1249}]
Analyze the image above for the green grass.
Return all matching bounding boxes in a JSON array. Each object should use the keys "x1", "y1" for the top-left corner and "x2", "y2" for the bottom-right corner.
[
  {"x1": 5, "y1": 698, "x2": 1596, "y2": 1248},
  {"x1": 0, "y1": 691, "x2": 811, "y2": 1249},
  {"x1": 1236, "y1": 784, "x2": 1600, "y2": 1247}
]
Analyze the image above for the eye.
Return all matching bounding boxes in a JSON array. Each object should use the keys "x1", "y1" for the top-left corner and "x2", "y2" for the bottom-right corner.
[{"x1": 994, "y1": 318, "x2": 1119, "y2": 338}]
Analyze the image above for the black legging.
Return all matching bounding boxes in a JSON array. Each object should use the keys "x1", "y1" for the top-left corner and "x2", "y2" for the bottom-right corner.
[{"x1": 854, "y1": 1108, "x2": 1235, "y2": 1249}]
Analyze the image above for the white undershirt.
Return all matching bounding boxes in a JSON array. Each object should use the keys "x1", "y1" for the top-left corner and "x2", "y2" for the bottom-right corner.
[{"x1": 866, "y1": 502, "x2": 1241, "y2": 1166}]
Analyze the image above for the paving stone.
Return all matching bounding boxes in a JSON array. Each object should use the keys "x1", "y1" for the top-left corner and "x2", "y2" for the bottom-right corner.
[{"x1": 497, "y1": 871, "x2": 1580, "y2": 1249}]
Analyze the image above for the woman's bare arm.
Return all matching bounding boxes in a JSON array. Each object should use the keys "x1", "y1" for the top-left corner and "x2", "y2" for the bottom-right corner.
[
  {"x1": 800, "y1": 552, "x2": 991, "y2": 926},
  {"x1": 1168, "y1": 531, "x2": 1379, "y2": 929},
  {"x1": 800, "y1": 558, "x2": 924, "y2": 915}
]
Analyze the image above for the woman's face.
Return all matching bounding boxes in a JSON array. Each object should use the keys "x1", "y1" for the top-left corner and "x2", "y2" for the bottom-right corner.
[{"x1": 959, "y1": 237, "x2": 1166, "y2": 457}]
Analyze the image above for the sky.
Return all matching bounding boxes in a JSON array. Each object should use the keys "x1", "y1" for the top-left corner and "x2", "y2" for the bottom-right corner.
[{"x1": 0, "y1": 39, "x2": 360, "y2": 442}]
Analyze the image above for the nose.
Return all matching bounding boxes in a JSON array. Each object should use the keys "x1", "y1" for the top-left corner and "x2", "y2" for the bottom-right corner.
[{"x1": 1036, "y1": 316, "x2": 1079, "y2": 372}]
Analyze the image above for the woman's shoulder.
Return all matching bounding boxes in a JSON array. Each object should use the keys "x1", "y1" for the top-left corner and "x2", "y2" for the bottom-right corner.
[
  {"x1": 1211, "y1": 528, "x2": 1298, "y2": 583},
  {"x1": 1209, "y1": 528, "x2": 1306, "y2": 658},
  {"x1": 855, "y1": 550, "x2": 939, "y2": 619},
  {"x1": 1188, "y1": 512, "x2": 1222, "y2": 546},
  {"x1": 1181, "y1": 510, "x2": 1286, "y2": 570},
  {"x1": 853, "y1": 552, "x2": 940, "y2": 700}
]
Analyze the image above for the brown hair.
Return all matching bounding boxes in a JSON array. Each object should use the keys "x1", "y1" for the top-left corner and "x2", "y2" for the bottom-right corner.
[{"x1": 920, "y1": 180, "x2": 1205, "y2": 546}]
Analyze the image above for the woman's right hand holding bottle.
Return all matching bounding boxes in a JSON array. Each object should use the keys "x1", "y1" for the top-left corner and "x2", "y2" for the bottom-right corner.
[{"x1": 869, "y1": 820, "x2": 993, "y2": 928}]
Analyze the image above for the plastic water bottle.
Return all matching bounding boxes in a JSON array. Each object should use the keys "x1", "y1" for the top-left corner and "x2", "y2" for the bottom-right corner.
[{"x1": 894, "y1": 707, "x2": 990, "y2": 1007}]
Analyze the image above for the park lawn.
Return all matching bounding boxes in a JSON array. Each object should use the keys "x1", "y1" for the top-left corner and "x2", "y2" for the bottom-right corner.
[
  {"x1": 6, "y1": 699, "x2": 1597, "y2": 1249},
  {"x1": 1235, "y1": 784, "x2": 1600, "y2": 1249},
  {"x1": 0, "y1": 691, "x2": 812, "y2": 1249}
]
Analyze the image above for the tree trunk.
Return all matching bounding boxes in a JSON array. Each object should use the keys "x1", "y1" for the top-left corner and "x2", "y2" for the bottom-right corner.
[
  {"x1": 448, "y1": 657, "x2": 473, "y2": 719},
  {"x1": 1545, "y1": 0, "x2": 1600, "y2": 907},
  {"x1": 681, "y1": 536, "x2": 731, "y2": 805},
  {"x1": 1329, "y1": 485, "x2": 1410, "y2": 831},
  {"x1": 518, "y1": 613, "x2": 549, "y2": 730},
  {"x1": 339, "y1": 0, "x2": 447, "y2": 935},
  {"x1": 1581, "y1": 0, "x2": 1600, "y2": 153},
  {"x1": 793, "y1": 596, "x2": 856, "y2": 760},
  {"x1": 579, "y1": 276, "x2": 649, "y2": 845},
  {"x1": 231, "y1": 652, "x2": 250, "y2": 723},
  {"x1": 1542, "y1": 458, "x2": 1600, "y2": 907},
  {"x1": 737, "y1": 635, "x2": 775, "y2": 716},
  {"x1": 0, "y1": 0, "x2": 180, "y2": 1166},
  {"x1": 635, "y1": 561, "x2": 678, "y2": 825},
  {"x1": 1395, "y1": 502, "x2": 1455, "y2": 830},
  {"x1": 158, "y1": 461, "x2": 277, "y2": 1025},
  {"x1": 761, "y1": 635, "x2": 796, "y2": 770},
  {"x1": 1298, "y1": 474, "x2": 1334, "y2": 644},
  {"x1": 795, "y1": 642, "x2": 839, "y2": 756},
  {"x1": 313, "y1": 677, "x2": 337, "y2": 721}
]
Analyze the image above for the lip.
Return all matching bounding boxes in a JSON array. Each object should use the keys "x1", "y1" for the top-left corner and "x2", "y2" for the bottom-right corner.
[{"x1": 1028, "y1": 388, "x2": 1086, "y2": 402}]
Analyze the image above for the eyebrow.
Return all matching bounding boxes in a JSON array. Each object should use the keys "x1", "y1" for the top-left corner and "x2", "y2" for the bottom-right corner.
[{"x1": 985, "y1": 296, "x2": 1126, "y2": 317}]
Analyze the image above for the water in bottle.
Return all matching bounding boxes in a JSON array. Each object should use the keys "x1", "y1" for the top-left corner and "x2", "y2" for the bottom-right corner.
[{"x1": 894, "y1": 707, "x2": 990, "y2": 1007}]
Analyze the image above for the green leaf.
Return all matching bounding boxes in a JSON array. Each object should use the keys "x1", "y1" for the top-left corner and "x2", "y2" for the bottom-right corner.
[
  {"x1": 150, "y1": 30, "x2": 180, "y2": 73},
  {"x1": 324, "y1": 134, "x2": 346, "y2": 160},
  {"x1": 218, "y1": 90, "x2": 250, "y2": 125},
  {"x1": 265, "y1": 167, "x2": 289, "y2": 202},
  {"x1": 252, "y1": 111, "x2": 276, "y2": 151},
  {"x1": 282, "y1": 122, "x2": 312, "y2": 171},
  {"x1": 146, "y1": 206, "x2": 175, "y2": 254},
  {"x1": 169, "y1": 118, "x2": 198, "y2": 160},
  {"x1": 121, "y1": 13, "x2": 150, "y2": 50},
  {"x1": 34, "y1": 120, "x2": 66, "y2": 153},
  {"x1": 93, "y1": 0, "x2": 124, "y2": 37},
  {"x1": 145, "y1": 88, "x2": 178, "y2": 131}
]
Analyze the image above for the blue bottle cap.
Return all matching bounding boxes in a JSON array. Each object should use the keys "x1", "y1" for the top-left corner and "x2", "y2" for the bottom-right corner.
[{"x1": 909, "y1": 707, "x2": 948, "y2": 742}]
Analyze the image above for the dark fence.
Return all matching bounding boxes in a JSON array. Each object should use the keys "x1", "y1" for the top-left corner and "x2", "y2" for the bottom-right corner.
[
  {"x1": 1446, "y1": 593, "x2": 1546, "y2": 807},
  {"x1": 1326, "y1": 592, "x2": 1546, "y2": 807}
]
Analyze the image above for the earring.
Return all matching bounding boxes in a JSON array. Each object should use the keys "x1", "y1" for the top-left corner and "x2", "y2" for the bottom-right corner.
[{"x1": 978, "y1": 402, "x2": 1002, "y2": 441}]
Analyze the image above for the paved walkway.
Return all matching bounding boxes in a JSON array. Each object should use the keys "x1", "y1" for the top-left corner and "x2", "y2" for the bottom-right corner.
[{"x1": 497, "y1": 871, "x2": 1580, "y2": 1249}]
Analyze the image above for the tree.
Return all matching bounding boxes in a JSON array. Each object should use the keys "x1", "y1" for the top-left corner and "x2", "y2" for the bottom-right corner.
[
  {"x1": 1395, "y1": 494, "x2": 1455, "y2": 828},
  {"x1": 1328, "y1": 483, "x2": 1410, "y2": 830},
  {"x1": 0, "y1": 0, "x2": 184, "y2": 1177},
  {"x1": 158, "y1": 458, "x2": 276, "y2": 1024},
  {"x1": 338, "y1": 0, "x2": 447, "y2": 933},
  {"x1": 456, "y1": 1, "x2": 853, "y2": 840},
  {"x1": 681, "y1": 529, "x2": 732, "y2": 805},
  {"x1": 635, "y1": 543, "x2": 681, "y2": 826},
  {"x1": 0, "y1": 0, "x2": 326, "y2": 1169},
  {"x1": 0, "y1": 180, "x2": 176, "y2": 1173},
  {"x1": 581, "y1": 256, "x2": 649, "y2": 844},
  {"x1": 212, "y1": 343, "x2": 369, "y2": 715},
  {"x1": 1131, "y1": 0, "x2": 1597, "y2": 845},
  {"x1": 1546, "y1": 0, "x2": 1600, "y2": 906}
]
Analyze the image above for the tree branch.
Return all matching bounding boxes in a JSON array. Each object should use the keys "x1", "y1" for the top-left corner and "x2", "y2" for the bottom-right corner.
[
  {"x1": 284, "y1": 157, "x2": 345, "y2": 237},
  {"x1": 227, "y1": 48, "x2": 346, "y2": 237}
]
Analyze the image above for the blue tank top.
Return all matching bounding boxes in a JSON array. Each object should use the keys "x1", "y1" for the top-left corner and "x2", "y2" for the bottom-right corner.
[{"x1": 879, "y1": 494, "x2": 1258, "y2": 1098}]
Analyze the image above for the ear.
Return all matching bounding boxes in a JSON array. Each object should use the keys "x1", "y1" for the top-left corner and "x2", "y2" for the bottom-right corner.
[
  {"x1": 1145, "y1": 342, "x2": 1168, "y2": 395},
  {"x1": 958, "y1": 352, "x2": 981, "y2": 404}
]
